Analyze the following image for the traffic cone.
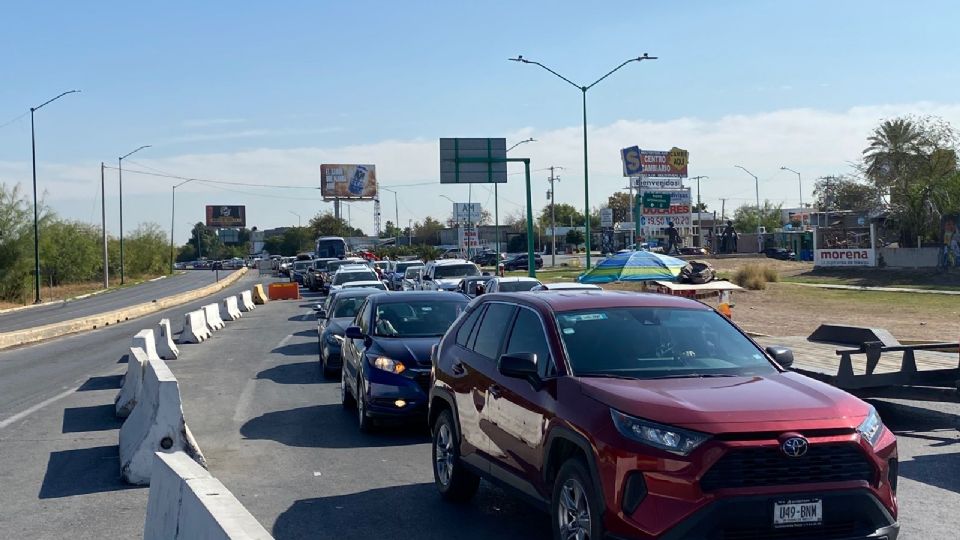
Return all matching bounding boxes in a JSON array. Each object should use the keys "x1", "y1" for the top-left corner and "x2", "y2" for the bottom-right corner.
[{"x1": 718, "y1": 290, "x2": 733, "y2": 319}]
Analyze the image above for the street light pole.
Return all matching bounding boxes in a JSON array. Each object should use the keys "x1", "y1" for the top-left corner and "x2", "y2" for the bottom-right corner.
[
  {"x1": 510, "y1": 54, "x2": 657, "y2": 269},
  {"x1": 780, "y1": 166, "x2": 804, "y2": 226},
  {"x1": 170, "y1": 179, "x2": 195, "y2": 273},
  {"x1": 439, "y1": 195, "x2": 460, "y2": 255},
  {"x1": 380, "y1": 187, "x2": 400, "y2": 247},
  {"x1": 289, "y1": 211, "x2": 302, "y2": 252},
  {"x1": 29, "y1": 89, "x2": 80, "y2": 303},
  {"x1": 735, "y1": 165, "x2": 762, "y2": 252},
  {"x1": 690, "y1": 175, "x2": 709, "y2": 247},
  {"x1": 504, "y1": 138, "x2": 536, "y2": 261},
  {"x1": 118, "y1": 144, "x2": 151, "y2": 285}
]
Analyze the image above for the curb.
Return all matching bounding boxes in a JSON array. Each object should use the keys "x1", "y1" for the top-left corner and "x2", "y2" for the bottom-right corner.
[
  {"x1": 0, "y1": 271, "x2": 188, "y2": 316},
  {"x1": 0, "y1": 268, "x2": 249, "y2": 351}
]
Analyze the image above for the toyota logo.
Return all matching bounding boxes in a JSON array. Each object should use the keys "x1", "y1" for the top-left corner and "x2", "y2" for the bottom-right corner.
[{"x1": 781, "y1": 437, "x2": 809, "y2": 457}]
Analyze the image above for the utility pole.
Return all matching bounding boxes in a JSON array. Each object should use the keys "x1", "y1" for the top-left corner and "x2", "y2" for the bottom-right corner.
[
  {"x1": 690, "y1": 175, "x2": 709, "y2": 248},
  {"x1": 547, "y1": 166, "x2": 562, "y2": 268},
  {"x1": 101, "y1": 162, "x2": 109, "y2": 288},
  {"x1": 720, "y1": 199, "x2": 727, "y2": 221}
]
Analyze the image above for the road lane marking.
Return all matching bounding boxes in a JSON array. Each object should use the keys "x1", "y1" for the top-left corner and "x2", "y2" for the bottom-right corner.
[
  {"x1": 0, "y1": 387, "x2": 77, "y2": 430},
  {"x1": 232, "y1": 333, "x2": 293, "y2": 423}
]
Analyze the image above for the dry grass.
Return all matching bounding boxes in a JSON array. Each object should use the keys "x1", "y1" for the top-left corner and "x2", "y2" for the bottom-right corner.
[
  {"x1": 0, "y1": 275, "x2": 164, "y2": 311},
  {"x1": 732, "y1": 263, "x2": 780, "y2": 290}
]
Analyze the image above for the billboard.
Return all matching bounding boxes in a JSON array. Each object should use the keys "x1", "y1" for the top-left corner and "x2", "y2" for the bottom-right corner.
[
  {"x1": 439, "y1": 138, "x2": 507, "y2": 184},
  {"x1": 599, "y1": 208, "x2": 614, "y2": 228},
  {"x1": 815, "y1": 249, "x2": 876, "y2": 267},
  {"x1": 637, "y1": 188, "x2": 692, "y2": 234},
  {"x1": 458, "y1": 224, "x2": 480, "y2": 249},
  {"x1": 320, "y1": 164, "x2": 378, "y2": 200},
  {"x1": 205, "y1": 205, "x2": 246, "y2": 227},
  {"x1": 452, "y1": 202, "x2": 482, "y2": 224},
  {"x1": 621, "y1": 146, "x2": 689, "y2": 178},
  {"x1": 632, "y1": 177, "x2": 683, "y2": 190}
]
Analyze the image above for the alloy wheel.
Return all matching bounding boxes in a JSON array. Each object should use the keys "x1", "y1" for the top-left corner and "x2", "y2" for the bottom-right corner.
[
  {"x1": 557, "y1": 478, "x2": 592, "y2": 540},
  {"x1": 434, "y1": 422, "x2": 454, "y2": 487}
]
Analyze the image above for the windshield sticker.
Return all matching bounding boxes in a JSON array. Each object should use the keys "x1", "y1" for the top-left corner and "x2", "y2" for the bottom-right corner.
[
  {"x1": 562, "y1": 313, "x2": 607, "y2": 322},
  {"x1": 562, "y1": 328, "x2": 575, "y2": 335}
]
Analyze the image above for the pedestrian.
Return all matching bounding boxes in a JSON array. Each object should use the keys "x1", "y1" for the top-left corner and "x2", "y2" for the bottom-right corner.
[
  {"x1": 722, "y1": 221, "x2": 738, "y2": 253},
  {"x1": 665, "y1": 222, "x2": 682, "y2": 255}
]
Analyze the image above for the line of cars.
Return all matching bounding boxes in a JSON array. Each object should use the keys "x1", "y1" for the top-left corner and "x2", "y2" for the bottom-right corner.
[{"x1": 299, "y1": 256, "x2": 899, "y2": 539}]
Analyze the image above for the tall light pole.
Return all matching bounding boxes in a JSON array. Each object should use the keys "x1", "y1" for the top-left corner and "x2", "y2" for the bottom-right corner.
[
  {"x1": 504, "y1": 138, "x2": 536, "y2": 259},
  {"x1": 381, "y1": 187, "x2": 400, "y2": 247},
  {"x1": 689, "y1": 175, "x2": 709, "y2": 248},
  {"x1": 735, "y1": 165, "x2": 762, "y2": 252},
  {"x1": 547, "y1": 166, "x2": 564, "y2": 267},
  {"x1": 289, "y1": 211, "x2": 303, "y2": 252},
  {"x1": 30, "y1": 89, "x2": 80, "y2": 303},
  {"x1": 780, "y1": 166, "x2": 804, "y2": 227},
  {"x1": 118, "y1": 144, "x2": 151, "y2": 285},
  {"x1": 510, "y1": 54, "x2": 657, "y2": 269},
  {"x1": 170, "y1": 179, "x2": 195, "y2": 273}
]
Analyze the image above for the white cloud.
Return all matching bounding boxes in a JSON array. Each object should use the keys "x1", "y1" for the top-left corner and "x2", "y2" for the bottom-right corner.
[
  {"x1": 4, "y1": 101, "x2": 960, "y2": 239},
  {"x1": 181, "y1": 118, "x2": 246, "y2": 128}
]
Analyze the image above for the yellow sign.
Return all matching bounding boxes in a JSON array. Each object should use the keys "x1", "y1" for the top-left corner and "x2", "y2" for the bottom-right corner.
[{"x1": 668, "y1": 147, "x2": 689, "y2": 172}]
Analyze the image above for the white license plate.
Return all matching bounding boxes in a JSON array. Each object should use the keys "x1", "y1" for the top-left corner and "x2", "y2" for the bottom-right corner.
[{"x1": 773, "y1": 499, "x2": 822, "y2": 527}]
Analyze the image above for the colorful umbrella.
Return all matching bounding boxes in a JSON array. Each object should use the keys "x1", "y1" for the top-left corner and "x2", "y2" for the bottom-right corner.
[{"x1": 578, "y1": 251, "x2": 686, "y2": 283}]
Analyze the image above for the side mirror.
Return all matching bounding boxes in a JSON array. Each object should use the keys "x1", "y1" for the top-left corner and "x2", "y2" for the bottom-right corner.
[
  {"x1": 345, "y1": 326, "x2": 365, "y2": 340},
  {"x1": 766, "y1": 346, "x2": 794, "y2": 369},
  {"x1": 498, "y1": 352, "x2": 542, "y2": 389}
]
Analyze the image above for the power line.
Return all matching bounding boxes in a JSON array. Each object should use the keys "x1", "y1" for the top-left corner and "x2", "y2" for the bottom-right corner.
[
  {"x1": 102, "y1": 166, "x2": 319, "y2": 190},
  {"x1": 0, "y1": 110, "x2": 29, "y2": 130}
]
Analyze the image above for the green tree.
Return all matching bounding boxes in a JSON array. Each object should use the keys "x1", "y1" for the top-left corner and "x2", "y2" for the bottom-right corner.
[
  {"x1": 309, "y1": 212, "x2": 364, "y2": 238},
  {"x1": 413, "y1": 216, "x2": 444, "y2": 245},
  {"x1": 39, "y1": 219, "x2": 101, "y2": 286},
  {"x1": 538, "y1": 203, "x2": 583, "y2": 230},
  {"x1": 125, "y1": 223, "x2": 170, "y2": 277},
  {"x1": 565, "y1": 228, "x2": 585, "y2": 247},
  {"x1": 606, "y1": 192, "x2": 632, "y2": 223},
  {"x1": 813, "y1": 175, "x2": 884, "y2": 212},
  {"x1": 0, "y1": 183, "x2": 38, "y2": 302},
  {"x1": 733, "y1": 201, "x2": 783, "y2": 233}
]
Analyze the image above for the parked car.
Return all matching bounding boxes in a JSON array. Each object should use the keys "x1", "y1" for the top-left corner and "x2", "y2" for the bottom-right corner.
[
  {"x1": 328, "y1": 264, "x2": 379, "y2": 294},
  {"x1": 305, "y1": 258, "x2": 338, "y2": 292},
  {"x1": 502, "y1": 253, "x2": 544, "y2": 271},
  {"x1": 341, "y1": 291, "x2": 469, "y2": 430},
  {"x1": 316, "y1": 288, "x2": 379, "y2": 378},
  {"x1": 278, "y1": 257, "x2": 295, "y2": 276},
  {"x1": 290, "y1": 260, "x2": 312, "y2": 284},
  {"x1": 471, "y1": 251, "x2": 503, "y2": 266},
  {"x1": 342, "y1": 280, "x2": 388, "y2": 291},
  {"x1": 402, "y1": 266, "x2": 423, "y2": 291},
  {"x1": 387, "y1": 261, "x2": 424, "y2": 290},
  {"x1": 420, "y1": 259, "x2": 481, "y2": 292},
  {"x1": 322, "y1": 258, "x2": 367, "y2": 291},
  {"x1": 428, "y1": 291, "x2": 899, "y2": 539},
  {"x1": 480, "y1": 276, "x2": 542, "y2": 294},
  {"x1": 529, "y1": 282, "x2": 601, "y2": 292},
  {"x1": 457, "y1": 275, "x2": 494, "y2": 297},
  {"x1": 764, "y1": 247, "x2": 797, "y2": 260}
]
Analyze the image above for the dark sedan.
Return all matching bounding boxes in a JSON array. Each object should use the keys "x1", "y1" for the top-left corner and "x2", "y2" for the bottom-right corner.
[
  {"x1": 457, "y1": 275, "x2": 493, "y2": 297},
  {"x1": 502, "y1": 253, "x2": 543, "y2": 271},
  {"x1": 316, "y1": 288, "x2": 380, "y2": 378},
  {"x1": 340, "y1": 291, "x2": 468, "y2": 431}
]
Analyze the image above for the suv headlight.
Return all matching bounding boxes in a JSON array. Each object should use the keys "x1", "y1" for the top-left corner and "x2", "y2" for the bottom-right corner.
[
  {"x1": 610, "y1": 410, "x2": 710, "y2": 456},
  {"x1": 372, "y1": 356, "x2": 405, "y2": 374},
  {"x1": 857, "y1": 407, "x2": 884, "y2": 447}
]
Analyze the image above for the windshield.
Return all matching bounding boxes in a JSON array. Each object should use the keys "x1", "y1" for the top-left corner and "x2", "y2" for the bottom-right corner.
[
  {"x1": 498, "y1": 280, "x2": 540, "y2": 292},
  {"x1": 332, "y1": 296, "x2": 368, "y2": 318},
  {"x1": 345, "y1": 282, "x2": 386, "y2": 290},
  {"x1": 404, "y1": 267, "x2": 421, "y2": 278},
  {"x1": 373, "y1": 300, "x2": 467, "y2": 337},
  {"x1": 556, "y1": 307, "x2": 777, "y2": 379},
  {"x1": 313, "y1": 260, "x2": 330, "y2": 271},
  {"x1": 434, "y1": 264, "x2": 479, "y2": 279},
  {"x1": 334, "y1": 271, "x2": 376, "y2": 285},
  {"x1": 293, "y1": 262, "x2": 310, "y2": 270},
  {"x1": 396, "y1": 262, "x2": 421, "y2": 274}
]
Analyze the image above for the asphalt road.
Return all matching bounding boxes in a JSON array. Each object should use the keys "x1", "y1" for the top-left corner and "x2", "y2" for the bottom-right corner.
[
  {"x1": 1, "y1": 279, "x2": 957, "y2": 539},
  {"x1": 0, "y1": 271, "x2": 261, "y2": 539},
  {"x1": 0, "y1": 269, "x2": 239, "y2": 333}
]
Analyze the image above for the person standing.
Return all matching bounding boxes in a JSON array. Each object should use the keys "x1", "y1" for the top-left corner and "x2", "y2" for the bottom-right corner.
[{"x1": 665, "y1": 222, "x2": 682, "y2": 255}]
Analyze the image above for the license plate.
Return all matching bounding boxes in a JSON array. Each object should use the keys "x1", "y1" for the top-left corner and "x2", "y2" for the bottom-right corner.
[{"x1": 773, "y1": 499, "x2": 822, "y2": 527}]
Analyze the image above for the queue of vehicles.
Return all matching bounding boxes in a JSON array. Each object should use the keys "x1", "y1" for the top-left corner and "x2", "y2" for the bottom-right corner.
[{"x1": 287, "y1": 243, "x2": 900, "y2": 539}]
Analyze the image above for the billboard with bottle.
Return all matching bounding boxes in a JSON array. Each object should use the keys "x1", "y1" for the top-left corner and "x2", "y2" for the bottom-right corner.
[{"x1": 320, "y1": 164, "x2": 378, "y2": 199}]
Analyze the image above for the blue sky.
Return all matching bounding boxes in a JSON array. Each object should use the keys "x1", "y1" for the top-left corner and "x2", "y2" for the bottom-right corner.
[{"x1": 2, "y1": 1, "x2": 959, "y2": 242}]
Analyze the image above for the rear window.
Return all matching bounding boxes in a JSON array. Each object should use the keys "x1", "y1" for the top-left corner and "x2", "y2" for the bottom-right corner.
[
  {"x1": 434, "y1": 264, "x2": 479, "y2": 279},
  {"x1": 334, "y1": 271, "x2": 376, "y2": 285},
  {"x1": 333, "y1": 296, "x2": 367, "y2": 318},
  {"x1": 497, "y1": 281, "x2": 540, "y2": 292}
]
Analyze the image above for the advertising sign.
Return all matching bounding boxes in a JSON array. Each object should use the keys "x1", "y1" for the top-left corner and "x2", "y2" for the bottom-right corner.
[
  {"x1": 452, "y1": 202, "x2": 482, "y2": 224},
  {"x1": 621, "y1": 147, "x2": 689, "y2": 178},
  {"x1": 458, "y1": 225, "x2": 480, "y2": 249},
  {"x1": 814, "y1": 249, "x2": 877, "y2": 267},
  {"x1": 205, "y1": 205, "x2": 246, "y2": 227},
  {"x1": 320, "y1": 164, "x2": 378, "y2": 200},
  {"x1": 439, "y1": 138, "x2": 507, "y2": 184},
  {"x1": 632, "y1": 177, "x2": 683, "y2": 190},
  {"x1": 599, "y1": 208, "x2": 614, "y2": 228},
  {"x1": 637, "y1": 188, "x2": 692, "y2": 234}
]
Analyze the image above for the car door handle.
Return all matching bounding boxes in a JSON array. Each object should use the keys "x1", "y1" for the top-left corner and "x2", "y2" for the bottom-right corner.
[
  {"x1": 489, "y1": 385, "x2": 503, "y2": 399},
  {"x1": 452, "y1": 361, "x2": 466, "y2": 376}
]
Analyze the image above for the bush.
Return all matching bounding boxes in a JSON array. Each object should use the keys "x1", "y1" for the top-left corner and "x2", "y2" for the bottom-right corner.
[{"x1": 733, "y1": 263, "x2": 779, "y2": 290}]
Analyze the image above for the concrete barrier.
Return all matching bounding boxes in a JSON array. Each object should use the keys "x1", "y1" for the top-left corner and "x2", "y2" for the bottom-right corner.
[
  {"x1": 115, "y1": 347, "x2": 148, "y2": 418},
  {"x1": 157, "y1": 318, "x2": 180, "y2": 359},
  {"x1": 180, "y1": 310, "x2": 211, "y2": 344},
  {"x1": 252, "y1": 284, "x2": 268, "y2": 305},
  {"x1": 132, "y1": 329, "x2": 160, "y2": 361},
  {"x1": 144, "y1": 452, "x2": 273, "y2": 540},
  {"x1": 239, "y1": 290, "x2": 256, "y2": 312},
  {"x1": 119, "y1": 356, "x2": 205, "y2": 485},
  {"x1": 203, "y1": 303, "x2": 225, "y2": 332},
  {"x1": 222, "y1": 296, "x2": 242, "y2": 321},
  {"x1": 268, "y1": 282, "x2": 300, "y2": 300},
  {"x1": 0, "y1": 267, "x2": 248, "y2": 351}
]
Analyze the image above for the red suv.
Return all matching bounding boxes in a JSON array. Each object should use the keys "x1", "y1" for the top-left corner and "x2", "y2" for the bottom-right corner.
[{"x1": 428, "y1": 291, "x2": 898, "y2": 539}]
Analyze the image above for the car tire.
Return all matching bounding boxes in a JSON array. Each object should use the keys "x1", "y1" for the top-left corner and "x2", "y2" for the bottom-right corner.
[
  {"x1": 551, "y1": 459, "x2": 604, "y2": 540},
  {"x1": 340, "y1": 365, "x2": 355, "y2": 409},
  {"x1": 357, "y1": 376, "x2": 374, "y2": 432},
  {"x1": 320, "y1": 343, "x2": 336, "y2": 380},
  {"x1": 432, "y1": 410, "x2": 480, "y2": 502}
]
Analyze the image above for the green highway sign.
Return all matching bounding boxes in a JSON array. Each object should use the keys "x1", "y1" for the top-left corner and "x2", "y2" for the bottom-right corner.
[{"x1": 642, "y1": 192, "x2": 671, "y2": 209}]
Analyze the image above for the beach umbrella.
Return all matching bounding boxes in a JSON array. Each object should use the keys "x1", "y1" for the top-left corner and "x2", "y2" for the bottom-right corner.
[{"x1": 578, "y1": 250, "x2": 686, "y2": 283}]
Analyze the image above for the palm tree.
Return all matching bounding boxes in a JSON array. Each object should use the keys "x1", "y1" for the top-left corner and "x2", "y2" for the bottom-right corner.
[{"x1": 862, "y1": 118, "x2": 921, "y2": 191}]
